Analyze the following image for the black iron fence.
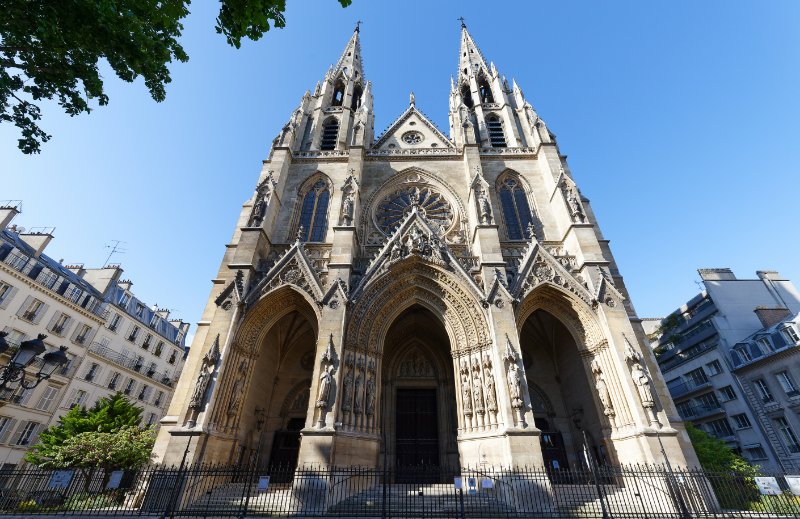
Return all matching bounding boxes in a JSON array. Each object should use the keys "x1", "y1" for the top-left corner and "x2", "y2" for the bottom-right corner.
[{"x1": 0, "y1": 464, "x2": 798, "y2": 517}]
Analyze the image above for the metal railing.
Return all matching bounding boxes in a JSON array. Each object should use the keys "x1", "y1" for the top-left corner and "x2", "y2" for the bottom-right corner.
[
  {"x1": 87, "y1": 342, "x2": 175, "y2": 388},
  {"x1": 0, "y1": 464, "x2": 797, "y2": 517}
]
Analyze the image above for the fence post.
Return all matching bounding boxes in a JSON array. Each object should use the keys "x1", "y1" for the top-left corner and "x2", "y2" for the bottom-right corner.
[
  {"x1": 162, "y1": 431, "x2": 198, "y2": 519},
  {"x1": 459, "y1": 488, "x2": 465, "y2": 519}
]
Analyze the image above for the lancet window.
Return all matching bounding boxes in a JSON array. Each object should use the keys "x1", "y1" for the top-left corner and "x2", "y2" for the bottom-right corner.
[
  {"x1": 486, "y1": 114, "x2": 506, "y2": 148},
  {"x1": 498, "y1": 173, "x2": 534, "y2": 240},
  {"x1": 478, "y1": 77, "x2": 494, "y2": 103},
  {"x1": 332, "y1": 80, "x2": 345, "y2": 107},
  {"x1": 297, "y1": 176, "x2": 331, "y2": 242},
  {"x1": 320, "y1": 118, "x2": 339, "y2": 150},
  {"x1": 460, "y1": 84, "x2": 474, "y2": 108},
  {"x1": 351, "y1": 84, "x2": 363, "y2": 110}
]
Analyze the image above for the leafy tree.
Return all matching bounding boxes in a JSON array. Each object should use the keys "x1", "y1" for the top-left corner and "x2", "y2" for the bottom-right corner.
[
  {"x1": 1, "y1": 0, "x2": 352, "y2": 154},
  {"x1": 25, "y1": 392, "x2": 144, "y2": 467}
]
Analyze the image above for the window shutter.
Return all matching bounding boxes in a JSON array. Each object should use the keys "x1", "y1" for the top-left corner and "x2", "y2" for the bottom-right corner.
[
  {"x1": 0, "y1": 286, "x2": 17, "y2": 309},
  {"x1": 46, "y1": 312, "x2": 60, "y2": 331},
  {"x1": 27, "y1": 424, "x2": 41, "y2": 446},
  {"x1": 15, "y1": 295, "x2": 33, "y2": 317},
  {"x1": 17, "y1": 388, "x2": 33, "y2": 406},
  {"x1": 10, "y1": 421, "x2": 29, "y2": 445},
  {"x1": 32, "y1": 303, "x2": 47, "y2": 324},
  {"x1": 0, "y1": 419, "x2": 17, "y2": 444}
]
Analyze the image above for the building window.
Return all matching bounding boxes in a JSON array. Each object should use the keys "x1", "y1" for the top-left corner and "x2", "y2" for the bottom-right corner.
[
  {"x1": 154, "y1": 391, "x2": 164, "y2": 407},
  {"x1": 154, "y1": 341, "x2": 164, "y2": 357},
  {"x1": 142, "y1": 334, "x2": 152, "y2": 350},
  {"x1": 486, "y1": 114, "x2": 506, "y2": 147},
  {"x1": 685, "y1": 367, "x2": 709, "y2": 386},
  {"x1": 138, "y1": 385, "x2": 149, "y2": 401},
  {"x1": 123, "y1": 379, "x2": 136, "y2": 396},
  {"x1": 108, "y1": 372, "x2": 120, "y2": 390},
  {"x1": 74, "y1": 324, "x2": 91, "y2": 344},
  {"x1": 108, "y1": 314, "x2": 122, "y2": 332},
  {"x1": 146, "y1": 413, "x2": 157, "y2": 426},
  {"x1": 168, "y1": 351, "x2": 177, "y2": 364},
  {"x1": 719, "y1": 385, "x2": 737, "y2": 401},
  {"x1": 146, "y1": 362, "x2": 157, "y2": 376},
  {"x1": 134, "y1": 356, "x2": 144, "y2": 372},
  {"x1": 150, "y1": 314, "x2": 160, "y2": 328},
  {"x1": 0, "y1": 282, "x2": 13, "y2": 306},
  {"x1": 732, "y1": 413, "x2": 752, "y2": 429},
  {"x1": 50, "y1": 313, "x2": 69, "y2": 335},
  {"x1": 34, "y1": 385, "x2": 59, "y2": 412},
  {"x1": 776, "y1": 371, "x2": 799, "y2": 397},
  {"x1": 757, "y1": 337, "x2": 774, "y2": 353},
  {"x1": 781, "y1": 326, "x2": 800, "y2": 345},
  {"x1": 734, "y1": 345, "x2": 753, "y2": 363},
  {"x1": 5, "y1": 251, "x2": 29, "y2": 271},
  {"x1": 696, "y1": 392, "x2": 720, "y2": 411},
  {"x1": 320, "y1": 118, "x2": 339, "y2": 150},
  {"x1": 135, "y1": 303, "x2": 144, "y2": 318},
  {"x1": 775, "y1": 417, "x2": 800, "y2": 453},
  {"x1": 754, "y1": 378, "x2": 774, "y2": 403},
  {"x1": 11, "y1": 386, "x2": 33, "y2": 406},
  {"x1": 298, "y1": 178, "x2": 330, "y2": 242},
  {"x1": 66, "y1": 286, "x2": 82, "y2": 303},
  {"x1": 84, "y1": 363, "x2": 99, "y2": 382},
  {"x1": 14, "y1": 421, "x2": 40, "y2": 446},
  {"x1": 745, "y1": 445, "x2": 768, "y2": 460},
  {"x1": 71, "y1": 390, "x2": 87, "y2": 408},
  {"x1": 706, "y1": 360, "x2": 723, "y2": 376},
  {"x1": 0, "y1": 417, "x2": 14, "y2": 444},
  {"x1": 676, "y1": 401, "x2": 693, "y2": 419},
  {"x1": 119, "y1": 293, "x2": 130, "y2": 307},
  {"x1": 128, "y1": 325, "x2": 140, "y2": 342},
  {"x1": 498, "y1": 174, "x2": 534, "y2": 240},
  {"x1": 21, "y1": 299, "x2": 44, "y2": 322},
  {"x1": 705, "y1": 418, "x2": 733, "y2": 438}
]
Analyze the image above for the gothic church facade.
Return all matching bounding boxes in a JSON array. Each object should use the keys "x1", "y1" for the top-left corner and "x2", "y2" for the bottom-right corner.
[{"x1": 153, "y1": 25, "x2": 699, "y2": 471}]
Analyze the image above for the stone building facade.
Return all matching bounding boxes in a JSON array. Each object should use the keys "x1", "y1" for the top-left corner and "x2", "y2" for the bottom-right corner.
[
  {"x1": 153, "y1": 25, "x2": 698, "y2": 472},
  {"x1": 0, "y1": 203, "x2": 188, "y2": 467}
]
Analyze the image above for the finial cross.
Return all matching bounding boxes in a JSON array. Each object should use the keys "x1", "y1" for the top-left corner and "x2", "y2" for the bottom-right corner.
[
  {"x1": 355, "y1": 20, "x2": 363, "y2": 32},
  {"x1": 458, "y1": 17, "x2": 466, "y2": 28}
]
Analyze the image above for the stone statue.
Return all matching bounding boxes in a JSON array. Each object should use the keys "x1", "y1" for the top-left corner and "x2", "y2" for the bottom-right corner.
[
  {"x1": 472, "y1": 372, "x2": 485, "y2": 413},
  {"x1": 565, "y1": 187, "x2": 585, "y2": 223},
  {"x1": 506, "y1": 363, "x2": 523, "y2": 410},
  {"x1": 248, "y1": 174, "x2": 274, "y2": 227},
  {"x1": 227, "y1": 362, "x2": 246, "y2": 416},
  {"x1": 340, "y1": 190, "x2": 355, "y2": 226},
  {"x1": 591, "y1": 359, "x2": 615, "y2": 419},
  {"x1": 476, "y1": 186, "x2": 492, "y2": 224},
  {"x1": 461, "y1": 372, "x2": 473, "y2": 417},
  {"x1": 316, "y1": 365, "x2": 334, "y2": 409},
  {"x1": 365, "y1": 375, "x2": 375, "y2": 416},
  {"x1": 189, "y1": 368, "x2": 211, "y2": 409},
  {"x1": 483, "y1": 356, "x2": 498, "y2": 413},
  {"x1": 353, "y1": 371, "x2": 363, "y2": 414},
  {"x1": 631, "y1": 362, "x2": 655, "y2": 409},
  {"x1": 410, "y1": 91, "x2": 415, "y2": 106},
  {"x1": 342, "y1": 369, "x2": 354, "y2": 412}
]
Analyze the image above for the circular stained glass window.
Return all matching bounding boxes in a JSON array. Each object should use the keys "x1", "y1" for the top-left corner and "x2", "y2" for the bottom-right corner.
[
  {"x1": 402, "y1": 131, "x2": 424, "y2": 144},
  {"x1": 376, "y1": 186, "x2": 454, "y2": 234}
]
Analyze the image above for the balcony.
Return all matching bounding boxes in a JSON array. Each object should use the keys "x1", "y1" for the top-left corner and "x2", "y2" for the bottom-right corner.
[
  {"x1": 88, "y1": 342, "x2": 176, "y2": 387},
  {"x1": 668, "y1": 378, "x2": 713, "y2": 399},
  {"x1": 679, "y1": 403, "x2": 724, "y2": 421}
]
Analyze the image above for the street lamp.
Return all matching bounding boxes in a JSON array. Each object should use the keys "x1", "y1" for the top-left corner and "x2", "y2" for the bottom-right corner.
[{"x1": 0, "y1": 332, "x2": 69, "y2": 391}]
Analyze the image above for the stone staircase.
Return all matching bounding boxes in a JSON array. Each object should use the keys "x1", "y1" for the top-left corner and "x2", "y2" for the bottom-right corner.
[{"x1": 327, "y1": 484, "x2": 518, "y2": 517}]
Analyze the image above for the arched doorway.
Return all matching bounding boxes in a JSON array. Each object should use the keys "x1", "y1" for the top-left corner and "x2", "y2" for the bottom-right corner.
[
  {"x1": 520, "y1": 309, "x2": 607, "y2": 474},
  {"x1": 381, "y1": 305, "x2": 459, "y2": 477},
  {"x1": 218, "y1": 288, "x2": 318, "y2": 473}
]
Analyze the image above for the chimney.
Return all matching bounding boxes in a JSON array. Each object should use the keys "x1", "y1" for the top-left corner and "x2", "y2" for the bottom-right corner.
[
  {"x1": 753, "y1": 307, "x2": 791, "y2": 328},
  {"x1": 118, "y1": 279, "x2": 133, "y2": 291},
  {"x1": 698, "y1": 268, "x2": 737, "y2": 281},
  {"x1": 156, "y1": 308, "x2": 171, "y2": 319},
  {"x1": 65, "y1": 264, "x2": 86, "y2": 278},
  {"x1": 757, "y1": 270, "x2": 784, "y2": 281},
  {"x1": 20, "y1": 228, "x2": 55, "y2": 258},
  {"x1": 0, "y1": 201, "x2": 21, "y2": 229}
]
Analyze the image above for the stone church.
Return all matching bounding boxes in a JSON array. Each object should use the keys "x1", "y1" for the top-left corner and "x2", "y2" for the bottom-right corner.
[{"x1": 153, "y1": 24, "x2": 699, "y2": 473}]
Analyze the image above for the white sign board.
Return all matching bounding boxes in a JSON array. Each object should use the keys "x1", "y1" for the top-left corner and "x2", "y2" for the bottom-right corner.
[
  {"x1": 755, "y1": 477, "x2": 782, "y2": 495},
  {"x1": 48, "y1": 470, "x2": 74, "y2": 489},
  {"x1": 785, "y1": 476, "x2": 800, "y2": 496},
  {"x1": 453, "y1": 477, "x2": 462, "y2": 489},
  {"x1": 258, "y1": 475, "x2": 270, "y2": 492},
  {"x1": 106, "y1": 470, "x2": 125, "y2": 489}
]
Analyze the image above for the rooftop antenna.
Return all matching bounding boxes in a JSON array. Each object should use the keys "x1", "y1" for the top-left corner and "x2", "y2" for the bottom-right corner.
[{"x1": 103, "y1": 240, "x2": 127, "y2": 267}]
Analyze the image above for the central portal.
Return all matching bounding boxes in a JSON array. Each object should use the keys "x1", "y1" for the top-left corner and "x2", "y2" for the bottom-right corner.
[
  {"x1": 395, "y1": 388, "x2": 439, "y2": 468},
  {"x1": 381, "y1": 305, "x2": 459, "y2": 474}
]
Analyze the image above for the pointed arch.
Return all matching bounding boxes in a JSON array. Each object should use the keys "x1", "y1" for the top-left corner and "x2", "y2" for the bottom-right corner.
[
  {"x1": 496, "y1": 170, "x2": 535, "y2": 240},
  {"x1": 486, "y1": 113, "x2": 506, "y2": 147},
  {"x1": 460, "y1": 83, "x2": 474, "y2": 108},
  {"x1": 331, "y1": 79, "x2": 346, "y2": 107},
  {"x1": 350, "y1": 83, "x2": 363, "y2": 110},
  {"x1": 477, "y1": 75, "x2": 494, "y2": 103},
  {"x1": 293, "y1": 172, "x2": 332, "y2": 242},
  {"x1": 320, "y1": 117, "x2": 339, "y2": 151}
]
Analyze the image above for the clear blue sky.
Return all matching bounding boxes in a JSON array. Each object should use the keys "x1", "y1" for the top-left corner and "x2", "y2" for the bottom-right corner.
[{"x1": 2, "y1": 1, "x2": 799, "y2": 340}]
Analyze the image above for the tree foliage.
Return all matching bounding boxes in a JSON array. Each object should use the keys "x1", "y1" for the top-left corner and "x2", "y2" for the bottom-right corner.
[
  {"x1": 25, "y1": 392, "x2": 145, "y2": 468},
  {"x1": 685, "y1": 423, "x2": 755, "y2": 473},
  {"x1": 1, "y1": 0, "x2": 352, "y2": 154}
]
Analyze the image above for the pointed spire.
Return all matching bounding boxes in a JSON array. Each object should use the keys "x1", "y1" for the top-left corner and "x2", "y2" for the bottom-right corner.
[
  {"x1": 458, "y1": 22, "x2": 489, "y2": 82},
  {"x1": 332, "y1": 24, "x2": 364, "y2": 80}
]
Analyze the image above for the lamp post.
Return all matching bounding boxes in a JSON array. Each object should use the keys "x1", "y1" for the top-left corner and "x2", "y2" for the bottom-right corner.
[{"x1": 0, "y1": 332, "x2": 69, "y2": 392}]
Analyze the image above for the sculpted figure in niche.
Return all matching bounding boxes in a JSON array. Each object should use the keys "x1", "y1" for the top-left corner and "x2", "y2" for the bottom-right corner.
[
  {"x1": 227, "y1": 361, "x2": 247, "y2": 416},
  {"x1": 591, "y1": 359, "x2": 615, "y2": 419},
  {"x1": 365, "y1": 375, "x2": 375, "y2": 416},
  {"x1": 472, "y1": 371, "x2": 485, "y2": 414},
  {"x1": 353, "y1": 370, "x2": 364, "y2": 414},
  {"x1": 340, "y1": 190, "x2": 355, "y2": 226},
  {"x1": 631, "y1": 362, "x2": 655, "y2": 409},
  {"x1": 506, "y1": 362, "x2": 523, "y2": 410},
  {"x1": 476, "y1": 186, "x2": 493, "y2": 224},
  {"x1": 316, "y1": 365, "x2": 334, "y2": 409},
  {"x1": 461, "y1": 372, "x2": 473, "y2": 417},
  {"x1": 341, "y1": 368, "x2": 354, "y2": 412},
  {"x1": 189, "y1": 368, "x2": 212, "y2": 409},
  {"x1": 565, "y1": 186, "x2": 585, "y2": 223},
  {"x1": 483, "y1": 355, "x2": 498, "y2": 413},
  {"x1": 248, "y1": 174, "x2": 274, "y2": 227}
]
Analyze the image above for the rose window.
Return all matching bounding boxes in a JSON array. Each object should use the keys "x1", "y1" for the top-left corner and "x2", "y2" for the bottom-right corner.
[
  {"x1": 402, "y1": 131, "x2": 424, "y2": 145},
  {"x1": 376, "y1": 186, "x2": 454, "y2": 234}
]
